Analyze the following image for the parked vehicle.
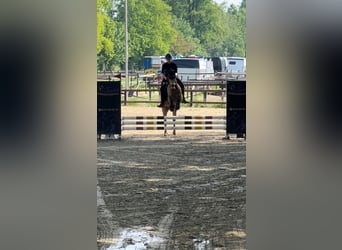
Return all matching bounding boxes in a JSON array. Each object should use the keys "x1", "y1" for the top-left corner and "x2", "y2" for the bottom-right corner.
[
  {"x1": 143, "y1": 56, "x2": 163, "y2": 70},
  {"x1": 226, "y1": 57, "x2": 246, "y2": 74},
  {"x1": 172, "y1": 58, "x2": 215, "y2": 81},
  {"x1": 211, "y1": 57, "x2": 227, "y2": 72}
]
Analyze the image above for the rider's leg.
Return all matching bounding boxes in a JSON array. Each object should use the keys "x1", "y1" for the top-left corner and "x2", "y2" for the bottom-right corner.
[
  {"x1": 176, "y1": 78, "x2": 188, "y2": 103},
  {"x1": 157, "y1": 81, "x2": 168, "y2": 107}
]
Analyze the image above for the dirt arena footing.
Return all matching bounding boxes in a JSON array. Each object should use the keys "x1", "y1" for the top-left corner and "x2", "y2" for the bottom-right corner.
[{"x1": 97, "y1": 131, "x2": 246, "y2": 250}]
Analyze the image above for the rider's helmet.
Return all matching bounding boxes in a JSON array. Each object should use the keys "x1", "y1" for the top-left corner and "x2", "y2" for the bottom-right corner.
[{"x1": 165, "y1": 53, "x2": 172, "y2": 60}]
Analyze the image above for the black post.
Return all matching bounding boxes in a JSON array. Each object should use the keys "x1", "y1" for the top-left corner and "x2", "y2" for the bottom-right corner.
[
  {"x1": 226, "y1": 80, "x2": 246, "y2": 139},
  {"x1": 97, "y1": 80, "x2": 122, "y2": 139}
]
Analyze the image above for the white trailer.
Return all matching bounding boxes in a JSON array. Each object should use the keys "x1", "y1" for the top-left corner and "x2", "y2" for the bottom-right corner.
[
  {"x1": 173, "y1": 58, "x2": 215, "y2": 81},
  {"x1": 226, "y1": 57, "x2": 246, "y2": 74}
]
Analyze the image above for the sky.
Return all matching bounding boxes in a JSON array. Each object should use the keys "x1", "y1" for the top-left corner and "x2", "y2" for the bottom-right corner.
[{"x1": 213, "y1": 0, "x2": 243, "y2": 7}]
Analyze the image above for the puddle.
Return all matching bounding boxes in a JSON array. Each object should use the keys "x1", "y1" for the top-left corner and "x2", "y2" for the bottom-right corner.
[
  {"x1": 193, "y1": 239, "x2": 211, "y2": 250},
  {"x1": 97, "y1": 185, "x2": 105, "y2": 206},
  {"x1": 233, "y1": 186, "x2": 244, "y2": 193},
  {"x1": 106, "y1": 228, "x2": 164, "y2": 250}
]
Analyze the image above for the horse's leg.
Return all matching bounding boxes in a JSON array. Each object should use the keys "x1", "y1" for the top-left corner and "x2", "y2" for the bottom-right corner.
[
  {"x1": 162, "y1": 106, "x2": 168, "y2": 136},
  {"x1": 173, "y1": 110, "x2": 176, "y2": 135},
  {"x1": 177, "y1": 84, "x2": 183, "y2": 109},
  {"x1": 176, "y1": 100, "x2": 180, "y2": 110},
  {"x1": 168, "y1": 96, "x2": 173, "y2": 112}
]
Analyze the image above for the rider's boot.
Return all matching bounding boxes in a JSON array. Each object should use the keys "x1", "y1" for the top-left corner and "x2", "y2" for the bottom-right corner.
[
  {"x1": 157, "y1": 83, "x2": 164, "y2": 107},
  {"x1": 157, "y1": 85, "x2": 167, "y2": 107}
]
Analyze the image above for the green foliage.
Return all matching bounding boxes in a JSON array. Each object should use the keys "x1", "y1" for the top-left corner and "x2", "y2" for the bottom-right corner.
[
  {"x1": 226, "y1": 2, "x2": 246, "y2": 57},
  {"x1": 128, "y1": 0, "x2": 176, "y2": 69},
  {"x1": 97, "y1": 0, "x2": 246, "y2": 70},
  {"x1": 97, "y1": 0, "x2": 116, "y2": 71},
  {"x1": 169, "y1": 16, "x2": 203, "y2": 56},
  {"x1": 191, "y1": 3, "x2": 228, "y2": 56}
]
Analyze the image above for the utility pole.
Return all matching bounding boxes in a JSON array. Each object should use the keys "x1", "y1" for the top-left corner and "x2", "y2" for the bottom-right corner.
[{"x1": 125, "y1": 0, "x2": 129, "y2": 105}]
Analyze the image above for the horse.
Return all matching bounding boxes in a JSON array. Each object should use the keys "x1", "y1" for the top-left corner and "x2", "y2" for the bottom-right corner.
[{"x1": 161, "y1": 72, "x2": 183, "y2": 136}]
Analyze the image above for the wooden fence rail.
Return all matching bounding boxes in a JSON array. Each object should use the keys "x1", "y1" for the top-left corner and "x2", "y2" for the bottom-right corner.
[{"x1": 121, "y1": 89, "x2": 226, "y2": 106}]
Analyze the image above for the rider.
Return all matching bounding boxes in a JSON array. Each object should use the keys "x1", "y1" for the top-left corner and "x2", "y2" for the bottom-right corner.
[{"x1": 157, "y1": 53, "x2": 188, "y2": 107}]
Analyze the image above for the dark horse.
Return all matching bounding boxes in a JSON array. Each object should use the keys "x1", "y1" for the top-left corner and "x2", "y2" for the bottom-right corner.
[{"x1": 162, "y1": 71, "x2": 183, "y2": 135}]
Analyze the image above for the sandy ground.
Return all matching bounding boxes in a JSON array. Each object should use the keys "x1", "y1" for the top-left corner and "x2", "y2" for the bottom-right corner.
[{"x1": 97, "y1": 106, "x2": 246, "y2": 249}]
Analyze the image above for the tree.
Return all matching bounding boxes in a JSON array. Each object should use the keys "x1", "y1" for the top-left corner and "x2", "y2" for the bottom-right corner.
[
  {"x1": 241, "y1": 0, "x2": 246, "y2": 9},
  {"x1": 226, "y1": 2, "x2": 246, "y2": 57},
  {"x1": 165, "y1": 0, "x2": 232, "y2": 57},
  {"x1": 97, "y1": 0, "x2": 116, "y2": 71},
  {"x1": 169, "y1": 16, "x2": 203, "y2": 56},
  {"x1": 191, "y1": 2, "x2": 228, "y2": 56},
  {"x1": 115, "y1": 0, "x2": 176, "y2": 69},
  {"x1": 96, "y1": 0, "x2": 246, "y2": 70}
]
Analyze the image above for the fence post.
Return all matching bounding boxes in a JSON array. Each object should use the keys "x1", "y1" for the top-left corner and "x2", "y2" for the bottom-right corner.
[
  {"x1": 203, "y1": 88, "x2": 207, "y2": 103},
  {"x1": 149, "y1": 85, "x2": 152, "y2": 101},
  {"x1": 123, "y1": 89, "x2": 127, "y2": 106}
]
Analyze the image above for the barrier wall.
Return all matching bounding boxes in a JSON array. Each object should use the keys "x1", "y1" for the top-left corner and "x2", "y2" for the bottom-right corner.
[
  {"x1": 226, "y1": 80, "x2": 246, "y2": 137},
  {"x1": 97, "y1": 80, "x2": 121, "y2": 136}
]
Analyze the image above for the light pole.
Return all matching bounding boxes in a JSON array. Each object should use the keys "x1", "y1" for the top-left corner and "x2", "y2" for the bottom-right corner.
[{"x1": 125, "y1": 0, "x2": 129, "y2": 105}]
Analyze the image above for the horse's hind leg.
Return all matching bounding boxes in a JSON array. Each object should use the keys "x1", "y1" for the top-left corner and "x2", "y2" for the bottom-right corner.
[
  {"x1": 164, "y1": 118, "x2": 167, "y2": 136},
  {"x1": 172, "y1": 110, "x2": 177, "y2": 135},
  {"x1": 162, "y1": 107, "x2": 168, "y2": 136}
]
